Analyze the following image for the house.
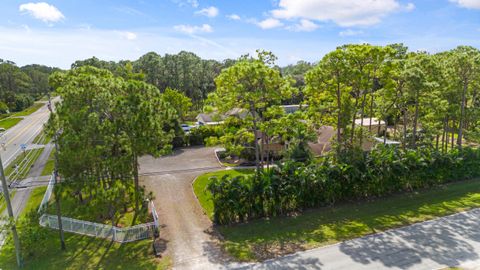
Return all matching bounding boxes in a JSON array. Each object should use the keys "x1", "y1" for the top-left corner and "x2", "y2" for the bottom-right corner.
[
  {"x1": 280, "y1": 104, "x2": 307, "y2": 114},
  {"x1": 196, "y1": 113, "x2": 224, "y2": 126},
  {"x1": 354, "y1": 117, "x2": 386, "y2": 135}
]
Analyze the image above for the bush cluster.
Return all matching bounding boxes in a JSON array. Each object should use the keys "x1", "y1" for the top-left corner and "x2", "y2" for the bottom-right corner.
[{"x1": 207, "y1": 146, "x2": 480, "y2": 225}]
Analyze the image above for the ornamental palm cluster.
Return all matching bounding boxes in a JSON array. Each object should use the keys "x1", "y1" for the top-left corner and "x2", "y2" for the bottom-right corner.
[{"x1": 208, "y1": 146, "x2": 480, "y2": 225}]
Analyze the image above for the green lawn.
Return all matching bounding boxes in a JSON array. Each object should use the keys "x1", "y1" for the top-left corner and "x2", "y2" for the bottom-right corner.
[
  {"x1": 194, "y1": 170, "x2": 480, "y2": 261},
  {"x1": 0, "y1": 117, "x2": 23, "y2": 130},
  {"x1": 0, "y1": 186, "x2": 170, "y2": 270},
  {"x1": 41, "y1": 149, "x2": 55, "y2": 176},
  {"x1": 12, "y1": 102, "x2": 45, "y2": 117},
  {"x1": 193, "y1": 169, "x2": 254, "y2": 219},
  {"x1": 46, "y1": 188, "x2": 152, "y2": 227},
  {"x1": 0, "y1": 190, "x2": 16, "y2": 214}
]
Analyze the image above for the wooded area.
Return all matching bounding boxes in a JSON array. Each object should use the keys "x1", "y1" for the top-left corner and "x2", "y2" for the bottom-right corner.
[{"x1": 0, "y1": 60, "x2": 58, "y2": 113}]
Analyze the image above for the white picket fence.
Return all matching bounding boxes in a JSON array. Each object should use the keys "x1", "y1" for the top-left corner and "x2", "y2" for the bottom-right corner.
[
  {"x1": 37, "y1": 173, "x2": 55, "y2": 213},
  {"x1": 37, "y1": 174, "x2": 158, "y2": 243},
  {"x1": 39, "y1": 214, "x2": 156, "y2": 242}
]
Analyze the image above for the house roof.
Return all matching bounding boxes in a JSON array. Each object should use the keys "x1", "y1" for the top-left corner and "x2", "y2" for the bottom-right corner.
[
  {"x1": 354, "y1": 117, "x2": 385, "y2": 126},
  {"x1": 196, "y1": 113, "x2": 214, "y2": 123}
]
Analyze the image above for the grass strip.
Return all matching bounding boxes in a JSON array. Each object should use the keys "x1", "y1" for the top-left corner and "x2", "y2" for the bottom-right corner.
[
  {"x1": 12, "y1": 103, "x2": 45, "y2": 117},
  {"x1": 0, "y1": 186, "x2": 170, "y2": 270},
  {"x1": 194, "y1": 170, "x2": 480, "y2": 261}
]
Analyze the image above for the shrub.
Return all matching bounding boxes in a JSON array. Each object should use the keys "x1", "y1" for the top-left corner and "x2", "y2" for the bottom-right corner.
[{"x1": 207, "y1": 146, "x2": 480, "y2": 225}]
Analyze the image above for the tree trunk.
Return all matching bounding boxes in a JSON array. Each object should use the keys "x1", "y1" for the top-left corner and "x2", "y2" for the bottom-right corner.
[
  {"x1": 402, "y1": 108, "x2": 407, "y2": 150},
  {"x1": 133, "y1": 154, "x2": 140, "y2": 211},
  {"x1": 457, "y1": 79, "x2": 468, "y2": 148},
  {"x1": 442, "y1": 116, "x2": 447, "y2": 153},
  {"x1": 412, "y1": 89, "x2": 419, "y2": 148},
  {"x1": 451, "y1": 120, "x2": 455, "y2": 150},
  {"x1": 336, "y1": 82, "x2": 342, "y2": 154},
  {"x1": 250, "y1": 108, "x2": 261, "y2": 173},
  {"x1": 350, "y1": 95, "x2": 359, "y2": 145},
  {"x1": 359, "y1": 92, "x2": 368, "y2": 147}
]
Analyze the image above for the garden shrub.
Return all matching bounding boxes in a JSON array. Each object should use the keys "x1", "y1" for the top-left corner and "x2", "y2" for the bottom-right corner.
[{"x1": 207, "y1": 145, "x2": 480, "y2": 225}]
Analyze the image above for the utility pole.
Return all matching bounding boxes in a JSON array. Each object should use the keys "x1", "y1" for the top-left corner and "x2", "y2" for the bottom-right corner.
[
  {"x1": 47, "y1": 95, "x2": 66, "y2": 250},
  {"x1": 0, "y1": 154, "x2": 22, "y2": 267}
]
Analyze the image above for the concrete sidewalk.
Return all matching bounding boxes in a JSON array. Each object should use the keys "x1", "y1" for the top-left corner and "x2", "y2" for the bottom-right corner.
[{"x1": 238, "y1": 208, "x2": 480, "y2": 270}]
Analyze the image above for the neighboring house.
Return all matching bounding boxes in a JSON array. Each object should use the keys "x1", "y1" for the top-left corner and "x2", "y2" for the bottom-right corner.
[
  {"x1": 280, "y1": 104, "x2": 307, "y2": 114},
  {"x1": 354, "y1": 117, "x2": 386, "y2": 135},
  {"x1": 225, "y1": 108, "x2": 249, "y2": 119},
  {"x1": 308, "y1": 126, "x2": 335, "y2": 156},
  {"x1": 196, "y1": 113, "x2": 224, "y2": 126}
]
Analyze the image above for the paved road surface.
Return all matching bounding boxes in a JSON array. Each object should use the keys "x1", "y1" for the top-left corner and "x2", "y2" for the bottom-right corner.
[
  {"x1": 141, "y1": 147, "x2": 480, "y2": 270},
  {"x1": 245, "y1": 208, "x2": 480, "y2": 270},
  {"x1": 0, "y1": 100, "x2": 56, "y2": 248},
  {"x1": 0, "y1": 101, "x2": 52, "y2": 168}
]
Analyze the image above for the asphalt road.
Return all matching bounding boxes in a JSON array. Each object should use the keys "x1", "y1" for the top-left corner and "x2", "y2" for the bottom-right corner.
[
  {"x1": 1, "y1": 100, "x2": 53, "y2": 168},
  {"x1": 0, "y1": 99, "x2": 56, "y2": 248}
]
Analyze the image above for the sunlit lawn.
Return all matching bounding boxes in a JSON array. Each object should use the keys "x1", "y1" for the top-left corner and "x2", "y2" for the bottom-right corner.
[
  {"x1": 0, "y1": 187, "x2": 170, "y2": 270},
  {"x1": 194, "y1": 170, "x2": 480, "y2": 261},
  {"x1": 12, "y1": 102, "x2": 45, "y2": 117},
  {"x1": 0, "y1": 117, "x2": 22, "y2": 130}
]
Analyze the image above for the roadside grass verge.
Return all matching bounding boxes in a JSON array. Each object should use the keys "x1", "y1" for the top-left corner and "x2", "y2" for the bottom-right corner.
[
  {"x1": 41, "y1": 149, "x2": 55, "y2": 176},
  {"x1": 0, "y1": 117, "x2": 23, "y2": 130},
  {"x1": 194, "y1": 171, "x2": 480, "y2": 261},
  {"x1": 12, "y1": 102, "x2": 45, "y2": 117},
  {"x1": 0, "y1": 190, "x2": 16, "y2": 214},
  {"x1": 193, "y1": 169, "x2": 254, "y2": 219},
  {"x1": 0, "y1": 186, "x2": 170, "y2": 270},
  {"x1": 32, "y1": 130, "x2": 50, "y2": 145},
  {"x1": 5, "y1": 148, "x2": 44, "y2": 181}
]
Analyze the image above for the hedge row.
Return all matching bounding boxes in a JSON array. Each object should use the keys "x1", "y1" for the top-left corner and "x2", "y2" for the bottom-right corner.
[{"x1": 207, "y1": 146, "x2": 480, "y2": 225}]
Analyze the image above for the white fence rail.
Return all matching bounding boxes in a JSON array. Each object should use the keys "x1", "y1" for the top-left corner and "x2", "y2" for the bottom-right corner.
[
  {"x1": 37, "y1": 173, "x2": 159, "y2": 243},
  {"x1": 39, "y1": 214, "x2": 156, "y2": 243},
  {"x1": 38, "y1": 173, "x2": 54, "y2": 213}
]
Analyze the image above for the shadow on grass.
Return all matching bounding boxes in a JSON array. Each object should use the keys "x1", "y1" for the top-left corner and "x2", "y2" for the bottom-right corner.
[{"x1": 217, "y1": 179, "x2": 480, "y2": 261}]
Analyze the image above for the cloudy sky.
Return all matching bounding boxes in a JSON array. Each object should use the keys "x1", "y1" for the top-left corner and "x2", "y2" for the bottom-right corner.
[{"x1": 1, "y1": 0, "x2": 480, "y2": 68}]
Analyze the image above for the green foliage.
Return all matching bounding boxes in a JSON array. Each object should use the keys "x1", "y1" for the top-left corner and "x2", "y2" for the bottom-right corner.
[
  {"x1": 48, "y1": 65, "x2": 177, "y2": 218},
  {"x1": 0, "y1": 117, "x2": 22, "y2": 130},
  {"x1": 0, "y1": 101, "x2": 8, "y2": 114},
  {"x1": 186, "y1": 125, "x2": 224, "y2": 146},
  {"x1": 162, "y1": 87, "x2": 192, "y2": 120},
  {"x1": 208, "y1": 146, "x2": 480, "y2": 225}
]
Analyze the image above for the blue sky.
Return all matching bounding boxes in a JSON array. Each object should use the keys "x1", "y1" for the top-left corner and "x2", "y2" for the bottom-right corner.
[{"x1": 1, "y1": 0, "x2": 479, "y2": 68}]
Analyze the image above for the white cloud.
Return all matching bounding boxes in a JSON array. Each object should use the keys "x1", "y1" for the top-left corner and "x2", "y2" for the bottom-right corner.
[
  {"x1": 118, "y1": 31, "x2": 137, "y2": 40},
  {"x1": 257, "y1": 18, "x2": 283, "y2": 29},
  {"x1": 288, "y1": 19, "x2": 319, "y2": 32},
  {"x1": 19, "y1": 2, "x2": 65, "y2": 23},
  {"x1": 227, "y1": 14, "x2": 241, "y2": 20},
  {"x1": 271, "y1": 0, "x2": 402, "y2": 26},
  {"x1": 450, "y1": 0, "x2": 480, "y2": 9},
  {"x1": 405, "y1": 3, "x2": 416, "y2": 11},
  {"x1": 195, "y1": 6, "x2": 219, "y2": 17},
  {"x1": 174, "y1": 24, "x2": 213, "y2": 34},
  {"x1": 339, "y1": 29, "x2": 364, "y2": 37},
  {"x1": 173, "y1": 0, "x2": 199, "y2": 8}
]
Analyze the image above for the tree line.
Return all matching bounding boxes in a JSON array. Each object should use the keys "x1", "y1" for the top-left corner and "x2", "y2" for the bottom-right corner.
[
  {"x1": 205, "y1": 44, "x2": 480, "y2": 224},
  {"x1": 0, "y1": 60, "x2": 59, "y2": 113}
]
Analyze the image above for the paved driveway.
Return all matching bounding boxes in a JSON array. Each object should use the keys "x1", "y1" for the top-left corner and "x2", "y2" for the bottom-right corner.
[{"x1": 139, "y1": 147, "x2": 229, "y2": 270}]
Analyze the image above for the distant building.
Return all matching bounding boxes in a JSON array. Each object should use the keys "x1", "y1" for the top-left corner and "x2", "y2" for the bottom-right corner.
[
  {"x1": 280, "y1": 104, "x2": 307, "y2": 114},
  {"x1": 354, "y1": 117, "x2": 386, "y2": 134},
  {"x1": 196, "y1": 113, "x2": 224, "y2": 126}
]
